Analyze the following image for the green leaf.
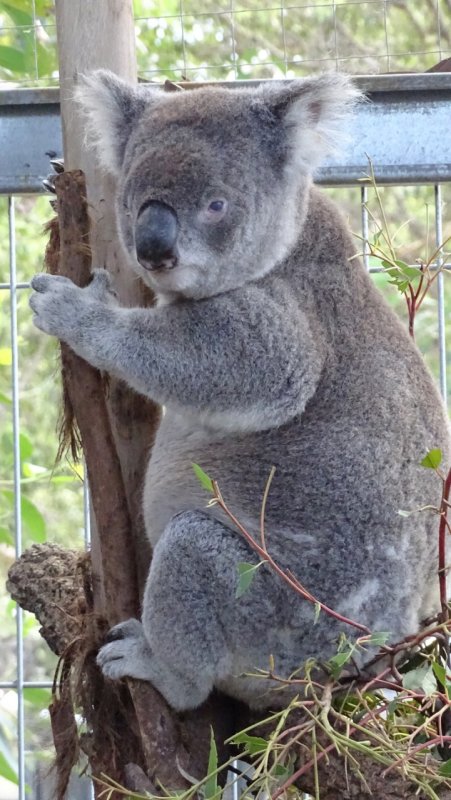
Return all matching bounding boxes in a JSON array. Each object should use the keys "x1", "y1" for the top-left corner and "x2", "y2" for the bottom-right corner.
[
  {"x1": 432, "y1": 661, "x2": 447, "y2": 687},
  {"x1": 235, "y1": 561, "x2": 261, "y2": 599},
  {"x1": 420, "y1": 449, "x2": 442, "y2": 469},
  {"x1": 19, "y1": 432, "x2": 33, "y2": 463},
  {"x1": 50, "y1": 474, "x2": 78, "y2": 484},
  {"x1": 313, "y1": 601, "x2": 321, "y2": 624},
  {"x1": 0, "y1": 751, "x2": 18, "y2": 786},
  {"x1": 202, "y1": 729, "x2": 220, "y2": 800},
  {"x1": 328, "y1": 650, "x2": 353, "y2": 678},
  {"x1": 273, "y1": 762, "x2": 294, "y2": 783},
  {"x1": 0, "y1": 391, "x2": 11, "y2": 405},
  {"x1": 0, "y1": 526, "x2": 13, "y2": 546},
  {"x1": 24, "y1": 687, "x2": 51, "y2": 707},
  {"x1": 402, "y1": 663, "x2": 437, "y2": 695},
  {"x1": 22, "y1": 462, "x2": 47, "y2": 478},
  {"x1": 192, "y1": 463, "x2": 214, "y2": 494},
  {"x1": 439, "y1": 759, "x2": 451, "y2": 777},
  {"x1": 231, "y1": 732, "x2": 268, "y2": 755},
  {"x1": 20, "y1": 496, "x2": 46, "y2": 542},
  {"x1": 2, "y1": 491, "x2": 47, "y2": 543},
  {"x1": 0, "y1": 0, "x2": 34, "y2": 24},
  {"x1": 0, "y1": 45, "x2": 26, "y2": 73},
  {"x1": 366, "y1": 631, "x2": 390, "y2": 647},
  {"x1": 0, "y1": 347, "x2": 12, "y2": 366}
]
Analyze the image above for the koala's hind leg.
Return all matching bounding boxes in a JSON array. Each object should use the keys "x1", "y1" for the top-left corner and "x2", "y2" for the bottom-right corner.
[{"x1": 97, "y1": 510, "x2": 283, "y2": 711}]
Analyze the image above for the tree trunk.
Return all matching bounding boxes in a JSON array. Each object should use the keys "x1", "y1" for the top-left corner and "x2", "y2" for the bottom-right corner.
[{"x1": 50, "y1": 2, "x2": 234, "y2": 796}]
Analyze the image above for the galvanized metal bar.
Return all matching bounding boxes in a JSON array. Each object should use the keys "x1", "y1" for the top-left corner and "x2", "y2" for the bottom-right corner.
[
  {"x1": 0, "y1": 282, "x2": 30, "y2": 290},
  {"x1": 0, "y1": 681, "x2": 53, "y2": 690},
  {"x1": 435, "y1": 184, "x2": 448, "y2": 402},
  {"x1": 8, "y1": 195, "x2": 26, "y2": 800},
  {"x1": 1, "y1": 74, "x2": 451, "y2": 192}
]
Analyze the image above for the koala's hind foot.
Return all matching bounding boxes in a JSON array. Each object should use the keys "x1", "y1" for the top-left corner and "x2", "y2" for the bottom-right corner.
[
  {"x1": 97, "y1": 618, "x2": 152, "y2": 680},
  {"x1": 97, "y1": 617, "x2": 208, "y2": 710},
  {"x1": 98, "y1": 509, "x2": 285, "y2": 711}
]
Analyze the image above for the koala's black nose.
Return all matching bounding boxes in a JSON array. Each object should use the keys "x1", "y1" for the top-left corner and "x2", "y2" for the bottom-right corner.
[{"x1": 135, "y1": 200, "x2": 178, "y2": 269}]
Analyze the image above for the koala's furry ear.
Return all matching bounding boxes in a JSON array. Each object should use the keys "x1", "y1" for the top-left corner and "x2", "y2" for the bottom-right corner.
[
  {"x1": 254, "y1": 74, "x2": 361, "y2": 172},
  {"x1": 75, "y1": 70, "x2": 159, "y2": 172}
]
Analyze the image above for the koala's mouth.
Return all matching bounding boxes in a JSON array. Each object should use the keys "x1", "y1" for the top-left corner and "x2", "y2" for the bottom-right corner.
[{"x1": 137, "y1": 254, "x2": 179, "y2": 272}]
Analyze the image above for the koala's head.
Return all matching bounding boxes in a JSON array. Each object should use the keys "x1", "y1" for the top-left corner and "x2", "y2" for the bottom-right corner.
[{"x1": 78, "y1": 71, "x2": 359, "y2": 299}]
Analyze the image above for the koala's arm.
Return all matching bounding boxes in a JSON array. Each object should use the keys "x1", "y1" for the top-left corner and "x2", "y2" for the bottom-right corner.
[{"x1": 30, "y1": 272, "x2": 326, "y2": 431}]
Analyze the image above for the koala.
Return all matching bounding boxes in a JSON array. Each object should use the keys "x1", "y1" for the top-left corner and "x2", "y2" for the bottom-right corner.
[{"x1": 30, "y1": 71, "x2": 450, "y2": 712}]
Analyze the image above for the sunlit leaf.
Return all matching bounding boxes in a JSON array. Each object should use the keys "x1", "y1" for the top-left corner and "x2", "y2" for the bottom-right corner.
[
  {"x1": 192, "y1": 463, "x2": 214, "y2": 494},
  {"x1": 20, "y1": 495, "x2": 46, "y2": 542},
  {"x1": 0, "y1": 347, "x2": 12, "y2": 366},
  {"x1": 24, "y1": 687, "x2": 51, "y2": 708},
  {"x1": 420, "y1": 449, "x2": 442, "y2": 470},
  {"x1": 0, "y1": 526, "x2": 13, "y2": 546},
  {"x1": 19, "y1": 432, "x2": 33, "y2": 463},
  {"x1": 22, "y1": 462, "x2": 47, "y2": 478},
  {"x1": 0, "y1": 751, "x2": 18, "y2": 786},
  {"x1": 0, "y1": 45, "x2": 26, "y2": 73},
  {"x1": 202, "y1": 728, "x2": 220, "y2": 800}
]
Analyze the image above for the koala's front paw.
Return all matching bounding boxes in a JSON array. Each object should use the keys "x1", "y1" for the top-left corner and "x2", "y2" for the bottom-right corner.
[
  {"x1": 97, "y1": 618, "x2": 155, "y2": 682},
  {"x1": 30, "y1": 273, "x2": 83, "y2": 339},
  {"x1": 30, "y1": 269, "x2": 117, "y2": 344}
]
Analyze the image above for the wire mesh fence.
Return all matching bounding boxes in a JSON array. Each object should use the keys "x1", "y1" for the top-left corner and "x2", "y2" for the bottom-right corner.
[
  {"x1": 0, "y1": 178, "x2": 449, "y2": 799},
  {"x1": 0, "y1": 1, "x2": 450, "y2": 86},
  {"x1": 0, "y1": 195, "x2": 92, "y2": 798}
]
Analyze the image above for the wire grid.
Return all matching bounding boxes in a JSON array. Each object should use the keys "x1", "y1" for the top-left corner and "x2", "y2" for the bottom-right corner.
[
  {"x1": 0, "y1": 195, "x2": 92, "y2": 798},
  {"x1": 0, "y1": 1, "x2": 450, "y2": 86},
  {"x1": 0, "y1": 181, "x2": 449, "y2": 797}
]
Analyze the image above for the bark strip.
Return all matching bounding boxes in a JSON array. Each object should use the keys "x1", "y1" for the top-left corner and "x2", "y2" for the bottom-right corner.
[{"x1": 52, "y1": 169, "x2": 191, "y2": 790}]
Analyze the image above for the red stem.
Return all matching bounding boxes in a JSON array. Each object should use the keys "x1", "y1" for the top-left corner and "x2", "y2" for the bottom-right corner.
[
  {"x1": 214, "y1": 486, "x2": 371, "y2": 635},
  {"x1": 438, "y1": 468, "x2": 451, "y2": 621}
]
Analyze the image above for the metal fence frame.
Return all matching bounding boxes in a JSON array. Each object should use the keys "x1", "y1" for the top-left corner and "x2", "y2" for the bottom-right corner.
[{"x1": 0, "y1": 74, "x2": 450, "y2": 799}]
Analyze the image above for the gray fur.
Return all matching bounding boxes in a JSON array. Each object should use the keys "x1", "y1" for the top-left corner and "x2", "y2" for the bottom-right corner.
[{"x1": 30, "y1": 72, "x2": 450, "y2": 711}]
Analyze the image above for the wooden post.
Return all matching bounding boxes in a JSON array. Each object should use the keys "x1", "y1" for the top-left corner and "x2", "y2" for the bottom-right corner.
[
  {"x1": 54, "y1": 0, "x2": 160, "y2": 601},
  {"x1": 53, "y1": 5, "x2": 235, "y2": 794}
]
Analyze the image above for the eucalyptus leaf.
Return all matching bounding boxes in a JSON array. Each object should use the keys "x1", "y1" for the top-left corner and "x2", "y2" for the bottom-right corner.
[
  {"x1": 0, "y1": 751, "x2": 18, "y2": 786},
  {"x1": 402, "y1": 663, "x2": 437, "y2": 695},
  {"x1": 235, "y1": 562, "x2": 262, "y2": 599},
  {"x1": 202, "y1": 728, "x2": 221, "y2": 800},
  {"x1": 192, "y1": 462, "x2": 214, "y2": 494},
  {"x1": 0, "y1": 45, "x2": 26, "y2": 73},
  {"x1": 231, "y1": 732, "x2": 268, "y2": 755},
  {"x1": 366, "y1": 631, "x2": 390, "y2": 647},
  {"x1": 420, "y1": 449, "x2": 442, "y2": 469},
  {"x1": 439, "y1": 759, "x2": 451, "y2": 777}
]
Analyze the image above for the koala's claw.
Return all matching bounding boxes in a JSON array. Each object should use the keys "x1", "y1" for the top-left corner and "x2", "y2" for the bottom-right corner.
[
  {"x1": 97, "y1": 618, "x2": 154, "y2": 682},
  {"x1": 104, "y1": 618, "x2": 143, "y2": 643},
  {"x1": 50, "y1": 158, "x2": 65, "y2": 174}
]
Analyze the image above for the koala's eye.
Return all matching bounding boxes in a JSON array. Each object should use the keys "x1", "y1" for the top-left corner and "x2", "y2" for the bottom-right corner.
[{"x1": 202, "y1": 198, "x2": 228, "y2": 223}]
